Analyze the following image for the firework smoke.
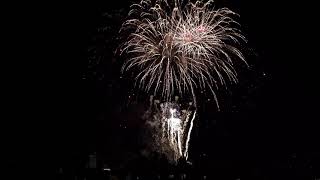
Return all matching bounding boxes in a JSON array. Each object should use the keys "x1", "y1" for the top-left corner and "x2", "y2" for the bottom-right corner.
[{"x1": 144, "y1": 97, "x2": 196, "y2": 163}]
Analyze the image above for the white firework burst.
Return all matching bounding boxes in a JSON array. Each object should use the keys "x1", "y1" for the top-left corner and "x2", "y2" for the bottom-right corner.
[{"x1": 120, "y1": 0, "x2": 247, "y2": 108}]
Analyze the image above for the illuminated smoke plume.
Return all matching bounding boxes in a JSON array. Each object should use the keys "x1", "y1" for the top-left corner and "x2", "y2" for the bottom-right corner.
[{"x1": 144, "y1": 97, "x2": 196, "y2": 163}]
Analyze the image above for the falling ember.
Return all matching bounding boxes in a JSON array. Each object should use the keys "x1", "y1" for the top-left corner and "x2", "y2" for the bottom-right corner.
[{"x1": 166, "y1": 108, "x2": 183, "y2": 157}]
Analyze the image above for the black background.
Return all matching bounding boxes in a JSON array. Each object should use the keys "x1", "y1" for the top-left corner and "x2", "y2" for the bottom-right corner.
[{"x1": 4, "y1": 0, "x2": 319, "y2": 179}]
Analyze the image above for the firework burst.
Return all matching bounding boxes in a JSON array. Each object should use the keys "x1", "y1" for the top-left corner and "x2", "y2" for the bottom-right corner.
[{"x1": 120, "y1": 0, "x2": 247, "y2": 107}]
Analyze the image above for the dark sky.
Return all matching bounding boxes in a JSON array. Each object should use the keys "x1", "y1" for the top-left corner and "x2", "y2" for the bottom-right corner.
[
  {"x1": 84, "y1": 0, "x2": 319, "y2": 177},
  {"x1": 5, "y1": 0, "x2": 319, "y2": 179}
]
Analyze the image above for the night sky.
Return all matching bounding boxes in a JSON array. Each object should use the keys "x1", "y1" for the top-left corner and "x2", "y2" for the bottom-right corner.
[{"x1": 5, "y1": 0, "x2": 319, "y2": 179}]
